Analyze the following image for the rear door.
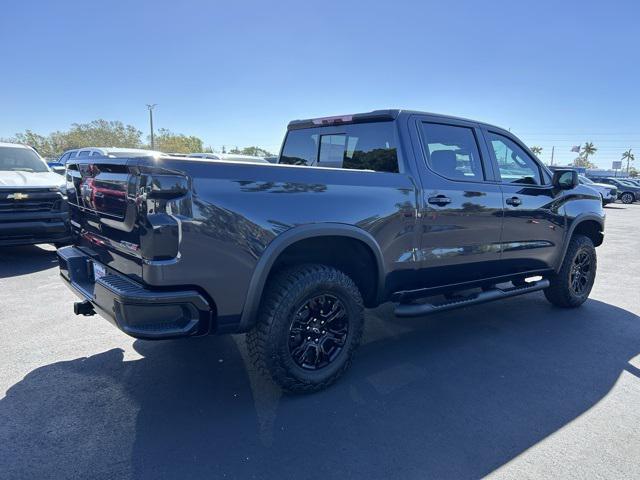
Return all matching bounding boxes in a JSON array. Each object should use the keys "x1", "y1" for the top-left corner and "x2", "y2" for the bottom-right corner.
[
  {"x1": 482, "y1": 128, "x2": 564, "y2": 273},
  {"x1": 409, "y1": 115, "x2": 504, "y2": 287}
]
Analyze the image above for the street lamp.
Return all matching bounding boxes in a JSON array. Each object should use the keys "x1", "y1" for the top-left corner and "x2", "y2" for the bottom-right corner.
[{"x1": 146, "y1": 104, "x2": 157, "y2": 149}]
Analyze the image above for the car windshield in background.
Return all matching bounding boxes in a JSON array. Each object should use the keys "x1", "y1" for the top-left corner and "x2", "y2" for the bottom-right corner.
[
  {"x1": 0, "y1": 147, "x2": 49, "y2": 173},
  {"x1": 579, "y1": 175, "x2": 594, "y2": 184}
]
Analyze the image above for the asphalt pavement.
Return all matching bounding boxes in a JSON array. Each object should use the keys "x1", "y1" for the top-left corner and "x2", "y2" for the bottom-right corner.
[{"x1": 1, "y1": 204, "x2": 639, "y2": 480}]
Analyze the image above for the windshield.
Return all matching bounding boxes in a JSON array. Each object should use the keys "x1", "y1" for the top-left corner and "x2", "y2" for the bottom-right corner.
[
  {"x1": 617, "y1": 180, "x2": 636, "y2": 187},
  {"x1": 579, "y1": 175, "x2": 594, "y2": 185},
  {"x1": 0, "y1": 147, "x2": 49, "y2": 173}
]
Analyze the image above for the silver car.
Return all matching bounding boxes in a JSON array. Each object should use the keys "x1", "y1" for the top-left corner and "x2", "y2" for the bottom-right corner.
[{"x1": 579, "y1": 176, "x2": 617, "y2": 205}]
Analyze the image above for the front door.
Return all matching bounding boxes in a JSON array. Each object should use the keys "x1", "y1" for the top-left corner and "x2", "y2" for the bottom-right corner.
[
  {"x1": 482, "y1": 129, "x2": 565, "y2": 274},
  {"x1": 410, "y1": 116, "x2": 504, "y2": 288}
]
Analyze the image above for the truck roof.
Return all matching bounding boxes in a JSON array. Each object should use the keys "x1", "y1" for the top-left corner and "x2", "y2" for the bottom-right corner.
[{"x1": 287, "y1": 109, "x2": 508, "y2": 133}]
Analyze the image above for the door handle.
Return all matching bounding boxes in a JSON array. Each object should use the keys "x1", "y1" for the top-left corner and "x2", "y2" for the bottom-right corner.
[
  {"x1": 428, "y1": 195, "x2": 452, "y2": 206},
  {"x1": 506, "y1": 196, "x2": 522, "y2": 206}
]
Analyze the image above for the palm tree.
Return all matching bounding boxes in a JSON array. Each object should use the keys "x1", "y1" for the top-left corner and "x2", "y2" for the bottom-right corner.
[
  {"x1": 622, "y1": 149, "x2": 635, "y2": 175},
  {"x1": 581, "y1": 142, "x2": 597, "y2": 163},
  {"x1": 574, "y1": 142, "x2": 597, "y2": 168},
  {"x1": 530, "y1": 146, "x2": 543, "y2": 158}
]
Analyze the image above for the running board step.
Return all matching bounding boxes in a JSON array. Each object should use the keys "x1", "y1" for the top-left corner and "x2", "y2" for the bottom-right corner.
[{"x1": 394, "y1": 279, "x2": 550, "y2": 318}]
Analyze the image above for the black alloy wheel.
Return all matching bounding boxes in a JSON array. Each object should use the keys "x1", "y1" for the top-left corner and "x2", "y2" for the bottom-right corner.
[
  {"x1": 288, "y1": 294, "x2": 349, "y2": 370},
  {"x1": 569, "y1": 250, "x2": 594, "y2": 296}
]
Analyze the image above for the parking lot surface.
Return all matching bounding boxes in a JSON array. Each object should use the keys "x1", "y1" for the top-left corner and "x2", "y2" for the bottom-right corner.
[{"x1": 1, "y1": 204, "x2": 639, "y2": 480}]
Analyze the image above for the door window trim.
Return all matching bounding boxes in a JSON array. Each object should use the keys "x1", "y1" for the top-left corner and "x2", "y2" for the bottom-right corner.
[{"x1": 415, "y1": 119, "x2": 492, "y2": 184}]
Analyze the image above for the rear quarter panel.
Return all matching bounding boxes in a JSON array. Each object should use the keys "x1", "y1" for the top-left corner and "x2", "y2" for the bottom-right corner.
[{"x1": 142, "y1": 159, "x2": 418, "y2": 330}]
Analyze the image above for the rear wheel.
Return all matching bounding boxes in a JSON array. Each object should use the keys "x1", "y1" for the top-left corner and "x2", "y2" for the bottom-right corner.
[
  {"x1": 620, "y1": 192, "x2": 634, "y2": 204},
  {"x1": 247, "y1": 264, "x2": 364, "y2": 393},
  {"x1": 544, "y1": 234, "x2": 596, "y2": 308}
]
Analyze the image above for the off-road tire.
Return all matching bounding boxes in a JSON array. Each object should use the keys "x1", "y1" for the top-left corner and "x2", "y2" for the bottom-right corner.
[
  {"x1": 247, "y1": 264, "x2": 364, "y2": 393},
  {"x1": 544, "y1": 234, "x2": 596, "y2": 308}
]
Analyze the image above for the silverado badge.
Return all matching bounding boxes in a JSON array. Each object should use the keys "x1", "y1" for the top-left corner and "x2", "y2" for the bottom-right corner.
[{"x1": 7, "y1": 193, "x2": 30, "y2": 200}]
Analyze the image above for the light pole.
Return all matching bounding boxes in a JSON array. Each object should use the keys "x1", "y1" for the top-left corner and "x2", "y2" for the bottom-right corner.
[{"x1": 146, "y1": 104, "x2": 157, "y2": 149}]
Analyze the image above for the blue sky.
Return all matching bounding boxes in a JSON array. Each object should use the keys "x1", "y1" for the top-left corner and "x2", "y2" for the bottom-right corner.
[{"x1": 1, "y1": 0, "x2": 638, "y2": 166}]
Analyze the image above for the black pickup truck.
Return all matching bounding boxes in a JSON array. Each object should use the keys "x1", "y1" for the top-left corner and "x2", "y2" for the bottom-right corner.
[{"x1": 58, "y1": 110, "x2": 605, "y2": 392}]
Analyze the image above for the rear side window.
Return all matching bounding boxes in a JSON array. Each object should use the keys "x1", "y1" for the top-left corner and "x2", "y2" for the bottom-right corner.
[
  {"x1": 78, "y1": 150, "x2": 91, "y2": 157},
  {"x1": 280, "y1": 122, "x2": 399, "y2": 173},
  {"x1": 420, "y1": 123, "x2": 484, "y2": 181}
]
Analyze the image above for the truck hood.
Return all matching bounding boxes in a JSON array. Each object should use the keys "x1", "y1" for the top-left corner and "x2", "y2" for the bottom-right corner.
[
  {"x1": 0, "y1": 171, "x2": 65, "y2": 189},
  {"x1": 592, "y1": 182, "x2": 615, "y2": 189}
]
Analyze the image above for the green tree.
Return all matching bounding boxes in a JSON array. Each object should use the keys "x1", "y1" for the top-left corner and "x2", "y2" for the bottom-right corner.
[
  {"x1": 622, "y1": 149, "x2": 635, "y2": 175},
  {"x1": 530, "y1": 146, "x2": 543, "y2": 158},
  {"x1": 152, "y1": 128, "x2": 204, "y2": 153},
  {"x1": 228, "y1": 146, "x2": 273, "y2": 157},
  {"x1": 11, "y1": 130, "x2": 55, "y2": 158},
  {"x1": 5, "y1": 119, "x2": 144, "y2": 158},
  {"x1": 65, "y1": 119, "x2": 143, "y2": 149}
]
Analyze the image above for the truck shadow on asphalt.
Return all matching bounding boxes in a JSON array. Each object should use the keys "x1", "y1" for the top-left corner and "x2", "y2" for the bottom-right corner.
[
  {"x1": 0, "y1": 245, "x2": 59, "y2": 279},
  {"x1": 2, "y1": 295, "x2": 639, "y2": 479}
]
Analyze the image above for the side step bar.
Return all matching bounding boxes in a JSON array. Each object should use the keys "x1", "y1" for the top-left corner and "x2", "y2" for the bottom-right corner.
[{"x1": 394, "y1": 279, "x2": 550, "y2": 318}]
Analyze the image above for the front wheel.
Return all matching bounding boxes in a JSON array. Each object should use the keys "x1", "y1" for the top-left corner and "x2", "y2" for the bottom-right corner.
[
  {"x1": 544, "y1": 234, "x2": 596, "y2": 308},
  {"x1": 247, "y1": 264, "x2": 364, "y2": 393},
  {"x1": 620, "y1": 192, "x2": 634, "y2": 204}
]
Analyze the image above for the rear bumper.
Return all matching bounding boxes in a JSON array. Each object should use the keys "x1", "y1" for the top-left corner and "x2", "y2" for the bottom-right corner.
[
  {"x1": 0, "y1": 212, "x2": 70, "y2": 246},
  {"x1": 58, "y1": 246, "x2": 212, "y2": 339}
]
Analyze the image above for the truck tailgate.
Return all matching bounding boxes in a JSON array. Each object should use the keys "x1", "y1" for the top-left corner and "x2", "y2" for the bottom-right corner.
[{"x1": 65, "y1": 156, "x2": 188, "y2": 282}]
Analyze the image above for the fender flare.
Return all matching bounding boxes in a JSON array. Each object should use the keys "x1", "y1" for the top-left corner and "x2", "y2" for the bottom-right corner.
[
  {"x1": 555, "y1": 213, "x2": 604, "y2": 272},
  {"x1": 238, "y1": 223, "x2": 386, "y2": 331}
]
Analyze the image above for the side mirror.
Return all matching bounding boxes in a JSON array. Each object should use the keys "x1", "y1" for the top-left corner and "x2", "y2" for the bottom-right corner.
[{"x1": 552, "y1": 169, "x2": 578, "y2": 189}]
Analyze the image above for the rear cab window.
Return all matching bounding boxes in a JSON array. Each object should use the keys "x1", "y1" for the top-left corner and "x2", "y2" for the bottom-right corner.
[{"x1": 279, "y1": 122, "x2": 400, "y2": 173}]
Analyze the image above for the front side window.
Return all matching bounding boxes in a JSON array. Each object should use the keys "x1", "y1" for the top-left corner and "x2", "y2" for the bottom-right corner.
[
  {"x1": 420, "y1": 122, "x2": 484, "y2": 181},
  {"x1": 0, "y1": 147, "x2": 49, "y2": 172},
  {"x1": 487, "y1": 132, "x2": 541, "y2": 185}
]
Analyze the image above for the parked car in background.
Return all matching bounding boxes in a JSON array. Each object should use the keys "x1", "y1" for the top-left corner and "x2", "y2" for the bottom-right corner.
[
  {"x1": 0, "y1": 142, "x2": 70, "y2": 246},
  {"x1": 57, "y1": 147, "x2": 165, "y2": 163},
  {"x1": 578, "y1": 175, "x2": 617, "y2": 205},
  {"x1": 59, "y1": 109, "x2": 605, "y2": 392},
  {"x1": 47, "y1": 160, "x2": 66, "y2": 175},
  {"x1": 590, "y1": 177, "x2": 640, "y2": 204},
  {"x1": 621, "y1": 178, "x2": 640, "y2": 187},
  {"x1": 187, "y1": 152, "x2": 270, "y2": 163}
]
